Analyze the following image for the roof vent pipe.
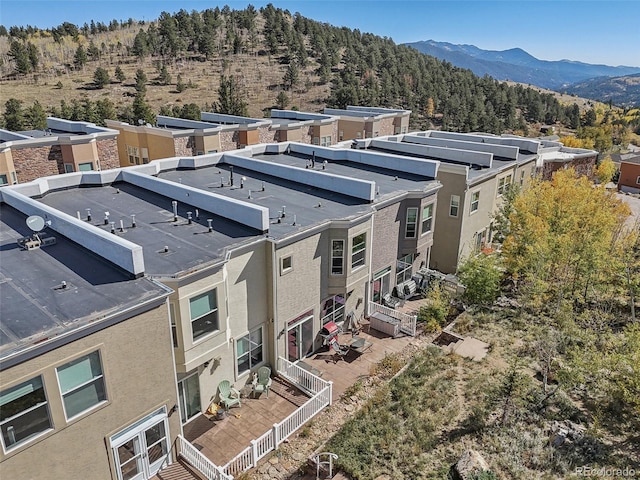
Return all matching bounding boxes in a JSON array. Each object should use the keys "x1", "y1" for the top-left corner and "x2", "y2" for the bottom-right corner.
[
  {"x1": 241, "y1": 176, "x2": 246, "y2": 188},
  {"x1": 86, "y1": 208, "x2": 92, "y2": 222},
  {"x1": 76, "y1": 211, "x2": 81, "y2": 220},
  {"x1": 322, "y1": 160, "x2": 327, "y2": 170},
  {"x1": 229, "y1": 166, "x2": 234, "y2": 186},
  {"x1": 207, "y1": 219, "x2": 213, "y2": 232},
  {"x1": 110, "y1": 222, "x2": 116, "y2": 234},
  {"x1": 261, "y1": 181, "x2": 265, "y2": 192},
  {"x1": 131, "y1": 214, "x2": 136, "y2": 228},
  {"x1": 104, "y1": 211, "x2": 110, "y2": 225},
  {"x1": 187, "y1": 212, "x2": 193, "y2": 224},
  {"x1": 292, "y1": 215, "x2": 297, "y2": 226},
  {"x1": 119, "y1": 220, "x2": 125, "y2": 232},
  {"x1": 311, "y1": 151, "x2": 315, "y2": 168},
  {"x1": 248, "y1": 189, "x2": 252, "y2": 199},
  {"x1": 172, "y1": 201, "x2": 178, "y2": 222},
  {"x1": 281, "y1": 206, "x2": 286, "y2": 218},
  {"x1": 195, "y1": 209, "x2": 199, "y2": 220}
]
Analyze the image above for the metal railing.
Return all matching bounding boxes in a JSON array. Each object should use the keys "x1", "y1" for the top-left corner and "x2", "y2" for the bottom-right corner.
[
  {"x1": 368, "y1": 301, "x2": 417, "y2": 336},
  {"x1": 177, "y1": 434, "x2": 232, "y2": 480},
  {"x1": 221, "y1": 357, "x2": 333, "y2": 477}
]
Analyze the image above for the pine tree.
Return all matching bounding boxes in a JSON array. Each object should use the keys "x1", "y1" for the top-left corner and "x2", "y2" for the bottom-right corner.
[
  {"x1": 93, "y1": 67, "x2": 110, "y2": 89},
  {"x1": 216, "y1": 75, "x2": 248, "y2": 116},
  {"x1": 73, "y1": 45, "x2": 88, "y2": 69},
  {"x1": 8, "y1": 40, "x2": 31, "y2": 74},
  {"x1": 3, "y1": 98, "x2": 25, "y2": 130},
  {"x1": 114, "y1": 66, "x2": 126, "y2": 83}
]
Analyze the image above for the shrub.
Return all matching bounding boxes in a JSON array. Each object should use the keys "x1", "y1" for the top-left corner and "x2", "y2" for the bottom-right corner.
[
  {"x1": 457, "y1": 253, "x2": 503, "y2": 306},
  {"x1": 418, "y1": 283, "x2": 450, "y2": 330}
]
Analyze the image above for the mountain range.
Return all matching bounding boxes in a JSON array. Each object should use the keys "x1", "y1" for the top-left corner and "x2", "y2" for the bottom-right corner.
[{"x1": 404, "y1": 40, "x2": 640, "y2": 106}]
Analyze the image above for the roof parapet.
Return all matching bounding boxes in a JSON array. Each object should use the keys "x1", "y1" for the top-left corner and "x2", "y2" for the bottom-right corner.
[{"x1": 369, "y1": 138, "x2": 493, "y2": 168}]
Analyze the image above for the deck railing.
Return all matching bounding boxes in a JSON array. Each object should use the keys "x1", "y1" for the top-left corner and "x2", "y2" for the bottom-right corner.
[
  {"x1": 368, "y1": 301, "x2": 417, "y2": 336},
  {"x1": 176, "y1": 434, "x2": 232, "y2": 480},
  {"x1": 221, "y1": 357, "x2": 333, "y2": 477}
]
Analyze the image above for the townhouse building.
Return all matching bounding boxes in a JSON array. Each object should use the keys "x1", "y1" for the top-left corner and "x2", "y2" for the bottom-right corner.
[
  {"x1": 269, "y1": 109, "x2": 339, "y2": 146},
  {"x1": 0, "y1": 141, "x2": 440, "y2": 479},
  {"x1": 323, "y1": 105, "x2": 411, "y2": 141},
  {"x1": 0, "y1": 117, "x2": 119, "y2": 185},
  {"x1": 353, "y1": 130, "x2": 597, "y2": 273},
  {"x1": 0, "y1": 186, "x2": 178, "y2": 480},
  {"x1": 616, "y1": 154, "x2": 640, "y2": 193}
]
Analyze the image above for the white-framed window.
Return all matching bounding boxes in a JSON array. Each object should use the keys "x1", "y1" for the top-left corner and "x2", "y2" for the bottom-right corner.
[
  {"x1": 312, "y1": 137, "x2": 320, "y2": 145},
  {"x1": 321, "y1": 294, "x2": 346, "y2": 325},
  {"x1": 405, "y1": 207, "x2": 418, "y2": 238},
  {"x1": 280, "y1": 255, "x2": 293, "y2": 275},
  {"x1": 141, "y1": 147, "x2": 149, "y2": 164},
  {"x1": 421, "y1": 204, "x2": 433, "y2": 235},
  {"x1": 449, "y1": 195, "x2": 460, "y2": 217},
  {"x1": 356, "y1": 131, "x2": 362, "y2": 139},
  {"x1": 321, "y1": 135, "x2": 331, "y2": 147},
  {"x1": 470, "y1": 191, "x2": 480, "y2": 213},
  {"x1": 126, "y1": 145, "x2": 140, "y2": 165},
  {"x1": 0, "y1": 376, "x2": 53, "y2": 452},
  {"x1": 475, "y1": 229, "x2": 487, "y2": 251},
  {"x1": 497, "y1": 174, "x2": 512, "y2": 197},
  {"x1": 0, "y1": 175, "x2": 7, "y2": 186},
  {"x1": 236, "y1": 327, "x2": 263, "y2": 376},
  {"x1": 339, "y1": 130, "x2": 344, "y2": 141},
  {"x1": 396, "y1": 253, "x2": 414, "y2": 285},
  {"x1": 351, "y1": 233, "x2": 366, "y2": 269},
  {"x1": 56, "y1": 351, "x2": 107, "y2": 420},
  {"x1": 331, "y1": 240, "x2": 344, "y2": 275},
  {"x1": 189, "y1": 290, "x2": 219, "y2": 341},
  {"x1": 10, "y1": 172, "x2": 17, "y2": 184},
  {"x1": 78, "y1": 162, "x2": 94, "y2": 172}
]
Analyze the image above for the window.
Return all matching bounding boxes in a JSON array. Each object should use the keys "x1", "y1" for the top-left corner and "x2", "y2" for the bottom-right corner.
[
  {"x1": 127, "y1": 145, "x2": 140, "y2": 165},
  {"x1": 56, "y1": 351, "x2": 107, "y2": 420},
  {"x1": 405, "y1": 207, "x2": 418, "y2": 238},
  {"x1": 321, "y1": 135, "x2": 331, "y2": 147},
  {"x1": 339, "y1": 130, "x2": 344, "y2": 141},
  {"x1": 321, "y1": 295, "x2": 345, "y2": 325},
  {"x1": 312, "y1": 137, "x2": 320, "y2": 145},
  {"x1": 236, "y1": 327, "x2": 263, "y2": 376},
  {"x1": 280, "y1": 255, "x2": 293, "y2": 275},
  {"x1": 0, "y1": 376, "x2": 52, "y2": 451},
  {"x1": 356, "y1": 131, "x2": 362, "y2": 139},
  {"x1": 351, "y1": 233, "x2": 366, "y2": 269},
  {"x1": 0, "y1": 175, "x2": 7, "y2": 186},
  {"x1": 141, "y1": 147, "x2": 149, "y2": 164},
  {"x1": 449, "y1": 195, "x2": 460, "y2": 217},
  {"x1": 189, "y1": 290, "x2": 219, "y2": 341},
  {"x1": 401, "y1": 126, "x2": 408, "y2": 134},
  {"x1": 497, "y1": 174, "x2": 512, "y2": 196},
  {"x1": 169, "y1": 303, "x2": 178, "y2": 348},
  {"x1": 470, "y1": 191, "x2": 480, "y2": 213},
  {"x1": 63, "y1": 164, "x2": 74, "y2": 173},
  {"x1": 78, "y1": 162, "x2": 94, "y2": 172},
  {"x1": 331, "y1": 240, "x2": 344, "y2": 275},
  {"x1": 475, "y1": 229, "x2": 487, "y2": 250},
  {"x1": 421, "y1": 204, "x2": 433, "y2": 235},
  {"x1": 10, "y1": 172, "x2": 17, "y2": 184},
  {"x1": 396, "y1": 253, "x2": 414, "y2": 285}
]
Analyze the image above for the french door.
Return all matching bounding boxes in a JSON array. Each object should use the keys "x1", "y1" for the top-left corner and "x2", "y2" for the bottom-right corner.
[{"x1": 111, "y1": 409, "x2": 170, "y2": 480}]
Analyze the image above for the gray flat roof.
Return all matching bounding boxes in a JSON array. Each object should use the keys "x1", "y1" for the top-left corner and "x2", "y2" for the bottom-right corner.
[
  {"x1": 35, "y1": 183, "x2": 263, "y2": 278},
  {"x1": 0, "y1": 203, "x2": 170, "y2": 364},
  {"x1": 157, "y1": 150, "x2": 439, "y2": 241}
]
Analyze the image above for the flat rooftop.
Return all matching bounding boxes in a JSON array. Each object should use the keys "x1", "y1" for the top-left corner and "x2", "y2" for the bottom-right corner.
[
  {"x1": 0, "y1": 203, "x2": 169, "y2": 366},
  {"x1": 35, "y1": 181, "x2": 263, "y2": 278}
]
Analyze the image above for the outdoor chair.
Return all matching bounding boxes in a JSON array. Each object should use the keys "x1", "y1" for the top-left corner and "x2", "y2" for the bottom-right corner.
[
  {"x1": 252, "y1": 366, "x2": 273, "y2": 398},
  {"x1": 382, "y1": 292, "x2": 403, "y2": 309},
  {"x1": 217, "y1": 380, "x2": 241, "y2": 410}
]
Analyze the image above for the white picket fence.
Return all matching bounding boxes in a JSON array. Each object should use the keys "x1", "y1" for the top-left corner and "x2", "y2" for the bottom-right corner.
[
  {"x1": 368, "y1": 301, "x2": 417, "y2": 336},
  {"x1": 221, "y1": 357, "x2": 333, "y2": 477},
  {"x1": 176, "y1": 434, "x2": 232, "y2": 480}
]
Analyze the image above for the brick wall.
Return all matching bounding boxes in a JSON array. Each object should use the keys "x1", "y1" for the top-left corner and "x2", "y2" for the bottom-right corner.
[
  {"x1": 258, "y1": 126, "x2": 277, "y2": 144},
  {"x1": 378, "y1": 118, "x2": 395, "y2": 137},
  {"x1": 220, "y1": 131, "x2": 238, "y2": 151},
  {"x1": 541, "y1": 155, "x2": 596, "y2": 181},
  {"x1": 12, "y1": 145, "x2": 62, "y2": 183},
  {"x1": 96, "y1": 138, "x2": 120, "y2": 170},
  {"x1": 173, "y1": 137, "x2": 192, "y2": 157}
]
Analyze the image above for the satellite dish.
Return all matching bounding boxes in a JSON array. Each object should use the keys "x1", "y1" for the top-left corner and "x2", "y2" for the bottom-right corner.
[{"x1": 26, "y1": 215, "x2": 46, "y2": 232}]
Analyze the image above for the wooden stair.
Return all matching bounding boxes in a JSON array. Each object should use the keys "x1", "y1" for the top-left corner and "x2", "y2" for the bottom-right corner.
[{"x1": 153, "y1": 459, "x2": 206, "y2": 480}]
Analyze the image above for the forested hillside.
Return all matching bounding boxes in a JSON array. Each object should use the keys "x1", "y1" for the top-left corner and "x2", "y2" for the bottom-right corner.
[{"x1": 0, "y1": 4, "x2": 631, "y2": 140}]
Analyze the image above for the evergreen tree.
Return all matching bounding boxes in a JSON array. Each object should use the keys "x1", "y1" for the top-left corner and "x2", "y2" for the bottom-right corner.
[
  {"x1": 8, "y1": 40, "x2": 31, "y2": 74},
  {"x1": 216, "y1": 75, "x2": 248, "y2": 116},
  {"x1": 114, "y1": 65, "x2": 126, "y2": 83},
  {"x1": 3, "y1": 98, "x2": 25, "y2": 131},
  {"x1": 134, "y1": 69, "x2": 148, "y2": 94},
  {"x1": 93, "y1": 67, "x2": 110, "y2": 89},
  {"x1": 73, "y1": 45, "x2": 88, "y2": 69},
  {"x1": 26, "y1": 100, "x2": 47, "y2": 130}
]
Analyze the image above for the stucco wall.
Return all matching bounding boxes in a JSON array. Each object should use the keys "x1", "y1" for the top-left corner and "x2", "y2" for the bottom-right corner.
[{"x1": 0, "y1": 303, "x2": 180, "y2": 480}]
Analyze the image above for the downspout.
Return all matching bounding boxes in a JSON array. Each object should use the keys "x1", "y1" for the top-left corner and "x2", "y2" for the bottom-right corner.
[
  {"x1": 366, "y1": 208, "x2": 375, "y2": 317},
  {"x1": 268, "y1": 238, "x2": 280, "y2": 370}
]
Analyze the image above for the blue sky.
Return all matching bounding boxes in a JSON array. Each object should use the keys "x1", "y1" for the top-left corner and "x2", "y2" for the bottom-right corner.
[{"x1": 1, "y1": 0, "x2": 639, "y2": 67}]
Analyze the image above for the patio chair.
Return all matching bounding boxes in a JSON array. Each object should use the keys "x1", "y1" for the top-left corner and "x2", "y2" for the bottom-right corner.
[
  {"x1": 327, "y1": 337, "x2": 349, "y2": 363},
  {"x1": 217, "y1": 380, "x2": 241, "y2": 410},
  {"x1": 252, "y1": 366, "x2": 273, "y2": 398},
  {"x1": 382, "y1": 292, "x2": 403, "y2": 310}
]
